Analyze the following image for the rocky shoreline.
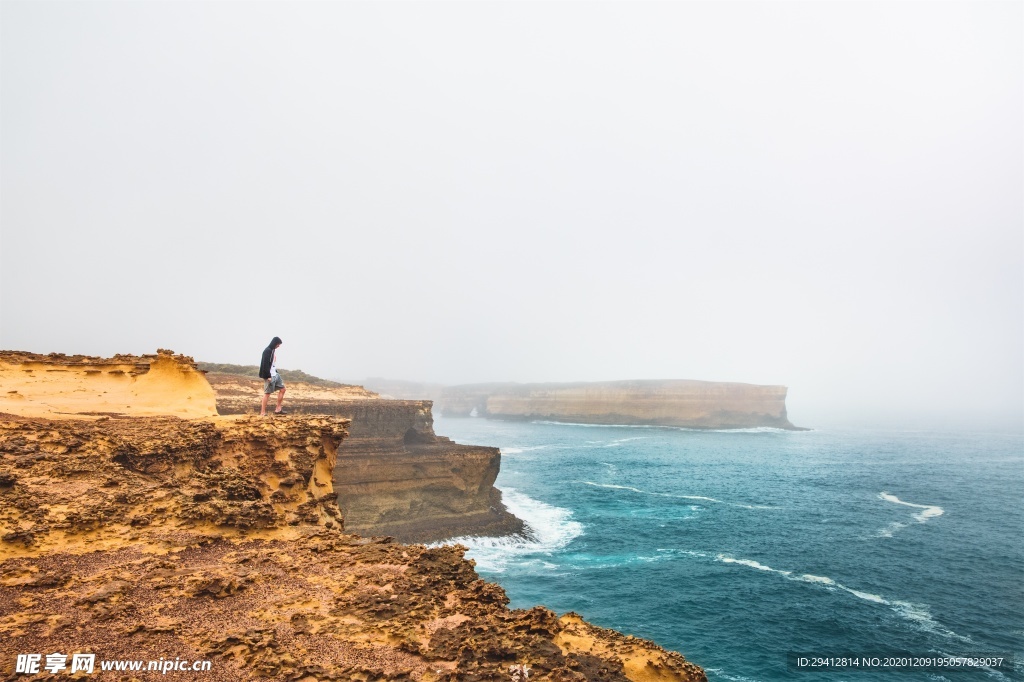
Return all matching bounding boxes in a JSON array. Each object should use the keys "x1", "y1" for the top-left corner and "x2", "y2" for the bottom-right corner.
[{"x1": 0, "y1": 351, "x2": 707, "y2": 681}]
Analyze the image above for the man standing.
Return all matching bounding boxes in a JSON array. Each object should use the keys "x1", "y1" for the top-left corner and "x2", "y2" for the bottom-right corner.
[{"x1": 259, "y1": 336, "x2": 286, "y2": 416}]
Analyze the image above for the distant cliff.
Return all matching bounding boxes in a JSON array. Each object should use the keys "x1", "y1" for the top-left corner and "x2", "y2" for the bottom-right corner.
[
  {"x1": 438, "y1": 379, "x2": 804, "y2": 430},
  {"x1": 207, "y1": 373, "x2": 523, "y2": 541}
]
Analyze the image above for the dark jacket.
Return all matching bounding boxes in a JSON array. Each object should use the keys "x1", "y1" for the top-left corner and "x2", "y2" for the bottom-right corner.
[{"x1": 259, "y1": 337, "x2": 282, "y2": 379}]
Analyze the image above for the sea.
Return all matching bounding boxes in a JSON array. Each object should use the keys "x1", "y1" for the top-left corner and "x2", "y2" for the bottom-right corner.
[{"x1": 431, "y1": 415, "x2": 1024, "y2": 682}]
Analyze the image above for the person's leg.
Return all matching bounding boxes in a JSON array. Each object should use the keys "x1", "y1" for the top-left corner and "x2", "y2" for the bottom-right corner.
[
  {"x1": 275, "y1": 386, "x2": 286, "y2": 412},
  {"x1": 261, "y1": 391, "x2": 270, "y2": 416}
]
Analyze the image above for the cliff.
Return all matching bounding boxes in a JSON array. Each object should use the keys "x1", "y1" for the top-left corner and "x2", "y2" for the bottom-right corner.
[
  {"x1": 0, "y1": 349, "x2": 217, "y2": 419},
  {"x1": 0, "y1": 351, "x2": 707, "y2": 681},
  {"x1": 439, "y1": 379, "x2": 803, "y2": 429},
  {"x1": 207, "y1": 373, "x2": 523, "y2": 542}
]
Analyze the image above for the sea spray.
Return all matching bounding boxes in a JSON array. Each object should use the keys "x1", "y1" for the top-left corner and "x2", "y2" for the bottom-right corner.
[{"x1": 435, "y1": 488, "x2": 583, "y2": 573}]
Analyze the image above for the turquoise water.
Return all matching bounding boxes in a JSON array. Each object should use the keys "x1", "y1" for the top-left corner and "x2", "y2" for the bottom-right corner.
[{"x1": 433, "y1": 416, "x2": 1024, "y2": 681}]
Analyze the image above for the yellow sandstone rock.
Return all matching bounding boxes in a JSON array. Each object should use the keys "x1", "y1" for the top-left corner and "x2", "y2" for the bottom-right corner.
[{"x1": 0, "y1": 349, "x2": 217, "y2": 419}]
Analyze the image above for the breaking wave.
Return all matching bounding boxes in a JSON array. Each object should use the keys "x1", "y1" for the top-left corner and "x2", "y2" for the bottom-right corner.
[{"x1": 434, "y1": 488, "x2": 583, "y2": 574}]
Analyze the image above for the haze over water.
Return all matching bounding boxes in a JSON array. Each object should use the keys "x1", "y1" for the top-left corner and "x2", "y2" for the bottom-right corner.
[{"x1": 2, "y1": 2, "x2": 1021, "y2": 433}]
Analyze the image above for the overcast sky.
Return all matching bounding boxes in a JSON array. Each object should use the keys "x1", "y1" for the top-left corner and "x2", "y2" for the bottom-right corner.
[{"x1": 2, "y1": 1, "x2": 1021, "y2": 429}]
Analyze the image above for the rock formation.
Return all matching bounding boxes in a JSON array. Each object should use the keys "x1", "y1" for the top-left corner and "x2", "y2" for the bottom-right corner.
[
  {"x1": 438, "y1": 380, "x2": 803, "y2": 430},
  {"x1": 0, "y1": 350, "x2": 217, "y2": 419},
  {"x1": 206, "y1": 373, "x2": 522, "y2": 542},
  {"x1": 0, "y1": 350, "x2": 707, "y2": 681}
]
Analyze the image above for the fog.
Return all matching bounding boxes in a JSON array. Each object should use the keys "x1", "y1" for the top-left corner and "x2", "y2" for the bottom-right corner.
[{"x1": 2, "y1": 2, "x2": 1021, "y2": 430}]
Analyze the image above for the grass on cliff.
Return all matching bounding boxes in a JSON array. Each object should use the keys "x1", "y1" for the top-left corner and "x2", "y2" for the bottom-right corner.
[{"x1": 197, "y1": 362, "x2": 350, "y2": 388}]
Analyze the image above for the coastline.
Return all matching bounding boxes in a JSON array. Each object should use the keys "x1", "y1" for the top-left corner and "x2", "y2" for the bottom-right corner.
[
  {"x1": 0, "y1": 350, "x2": 707, "y2": 681},
  {"x1": 366, "y1": 378, "x2": 805, "y2": 431}
]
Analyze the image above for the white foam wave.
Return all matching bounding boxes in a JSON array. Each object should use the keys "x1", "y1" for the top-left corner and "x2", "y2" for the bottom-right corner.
[
  {"x1": 890, "y1": 601, "x2": 974, "y2": 643},
  {"x1": 845, "y1": 588, "x2": 887, "y2": 604},
  {"x1": 604, "y1": 436, "x2": 650, "y2": 446},
  {"x1": 583, "y1": 481, "x2": 645, "y2": 493},
  {"x1": 878, "y1": 492, "x2": 945, "y2": 532},
  {"x1": 582, "y1": 481, "x2": 774, "y2": 509},
  {"x1": 799, "y1": 574, "x2": 836, "y2": 585},
  {"x1": 434, "y1": 488, "x2": 583, "y2": 574},
  {"x1": 501, "y1": 445, "x2": 551, "y2": 455},
  {"x1": 712, "y1": 554, "x2": 971, "y2": 642},
  {"x1": 716, "y1": 555, "x2": 791, "y2": 575},
  {"x1": 704, "y1": 667, "x2": 766, "y2": 682}
]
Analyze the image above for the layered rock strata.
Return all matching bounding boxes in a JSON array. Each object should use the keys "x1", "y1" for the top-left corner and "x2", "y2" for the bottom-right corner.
[
  {"x1": 439, "y1": 380, "x2": 802, "y2": 429},
  {"x1": 0, "y1": 409, "x2": 706, "y2": 681},
  {"x1": 207, "y1": 373, "x2": 523, "y2": 542}
]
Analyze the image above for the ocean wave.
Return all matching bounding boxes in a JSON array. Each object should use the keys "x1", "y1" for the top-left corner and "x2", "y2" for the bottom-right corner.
[
  {"x1": 704, "y1": 668, "x2": 766, "y2": 682},
  {"x1": 890, "y1": 601, "x2": 974, "y2": 643},
  {"x1": 434, "y1": 487, "x2": 583, "y2": 574},
  {"x1": 561, "y1": 552, "x2": 678, "y2": 571},
  {"x1": 501, "y1": 445, "x2": 551, "y2": 454},
  {"x1": 581, "y1": 481, "x2": 775, "y2": 509},
  {"x1": 798, "y1": 573, "x2": 836, "y2": 585},
  {"x1": 845, "y1": 588, "x2": 887, "y2": 604},
  {"x1": 669, "y1": 549, "x2": 708, "y2": 558},
  {"x1": 712, "y1": 554, "x2": 972, "y2": 642},
  {"x1": 876, "y1": 521, "x2": 909, "y2": 538},
  {"x1": 877, "y1": 492, "x2": 944, "y2": 536},
  {"x1": 879, "y1": 492, "x2": 945, "y2": 522},
  {"x1": 717, "y1": 555, "x2": 790, "y2": 574}
]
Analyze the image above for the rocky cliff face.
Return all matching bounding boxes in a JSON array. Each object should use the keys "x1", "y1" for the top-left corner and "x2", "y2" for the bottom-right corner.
[
  {"x1": 207, "y1": 373, "x2": 523, "y2": 542},
  {"x1": 334, "y1": 434, "x2": 518, "y2": 543},
  {"x1": 0, "y1": 353, "x2": 707, "y2": 681},
  {"x1": 439, "y1": 380, "x2": 802, "y2": 429}
]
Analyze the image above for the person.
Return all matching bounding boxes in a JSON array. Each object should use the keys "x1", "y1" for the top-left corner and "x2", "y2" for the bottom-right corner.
[{"x1": 259, "y1": 336, "x2": 286, "y2": 416}]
